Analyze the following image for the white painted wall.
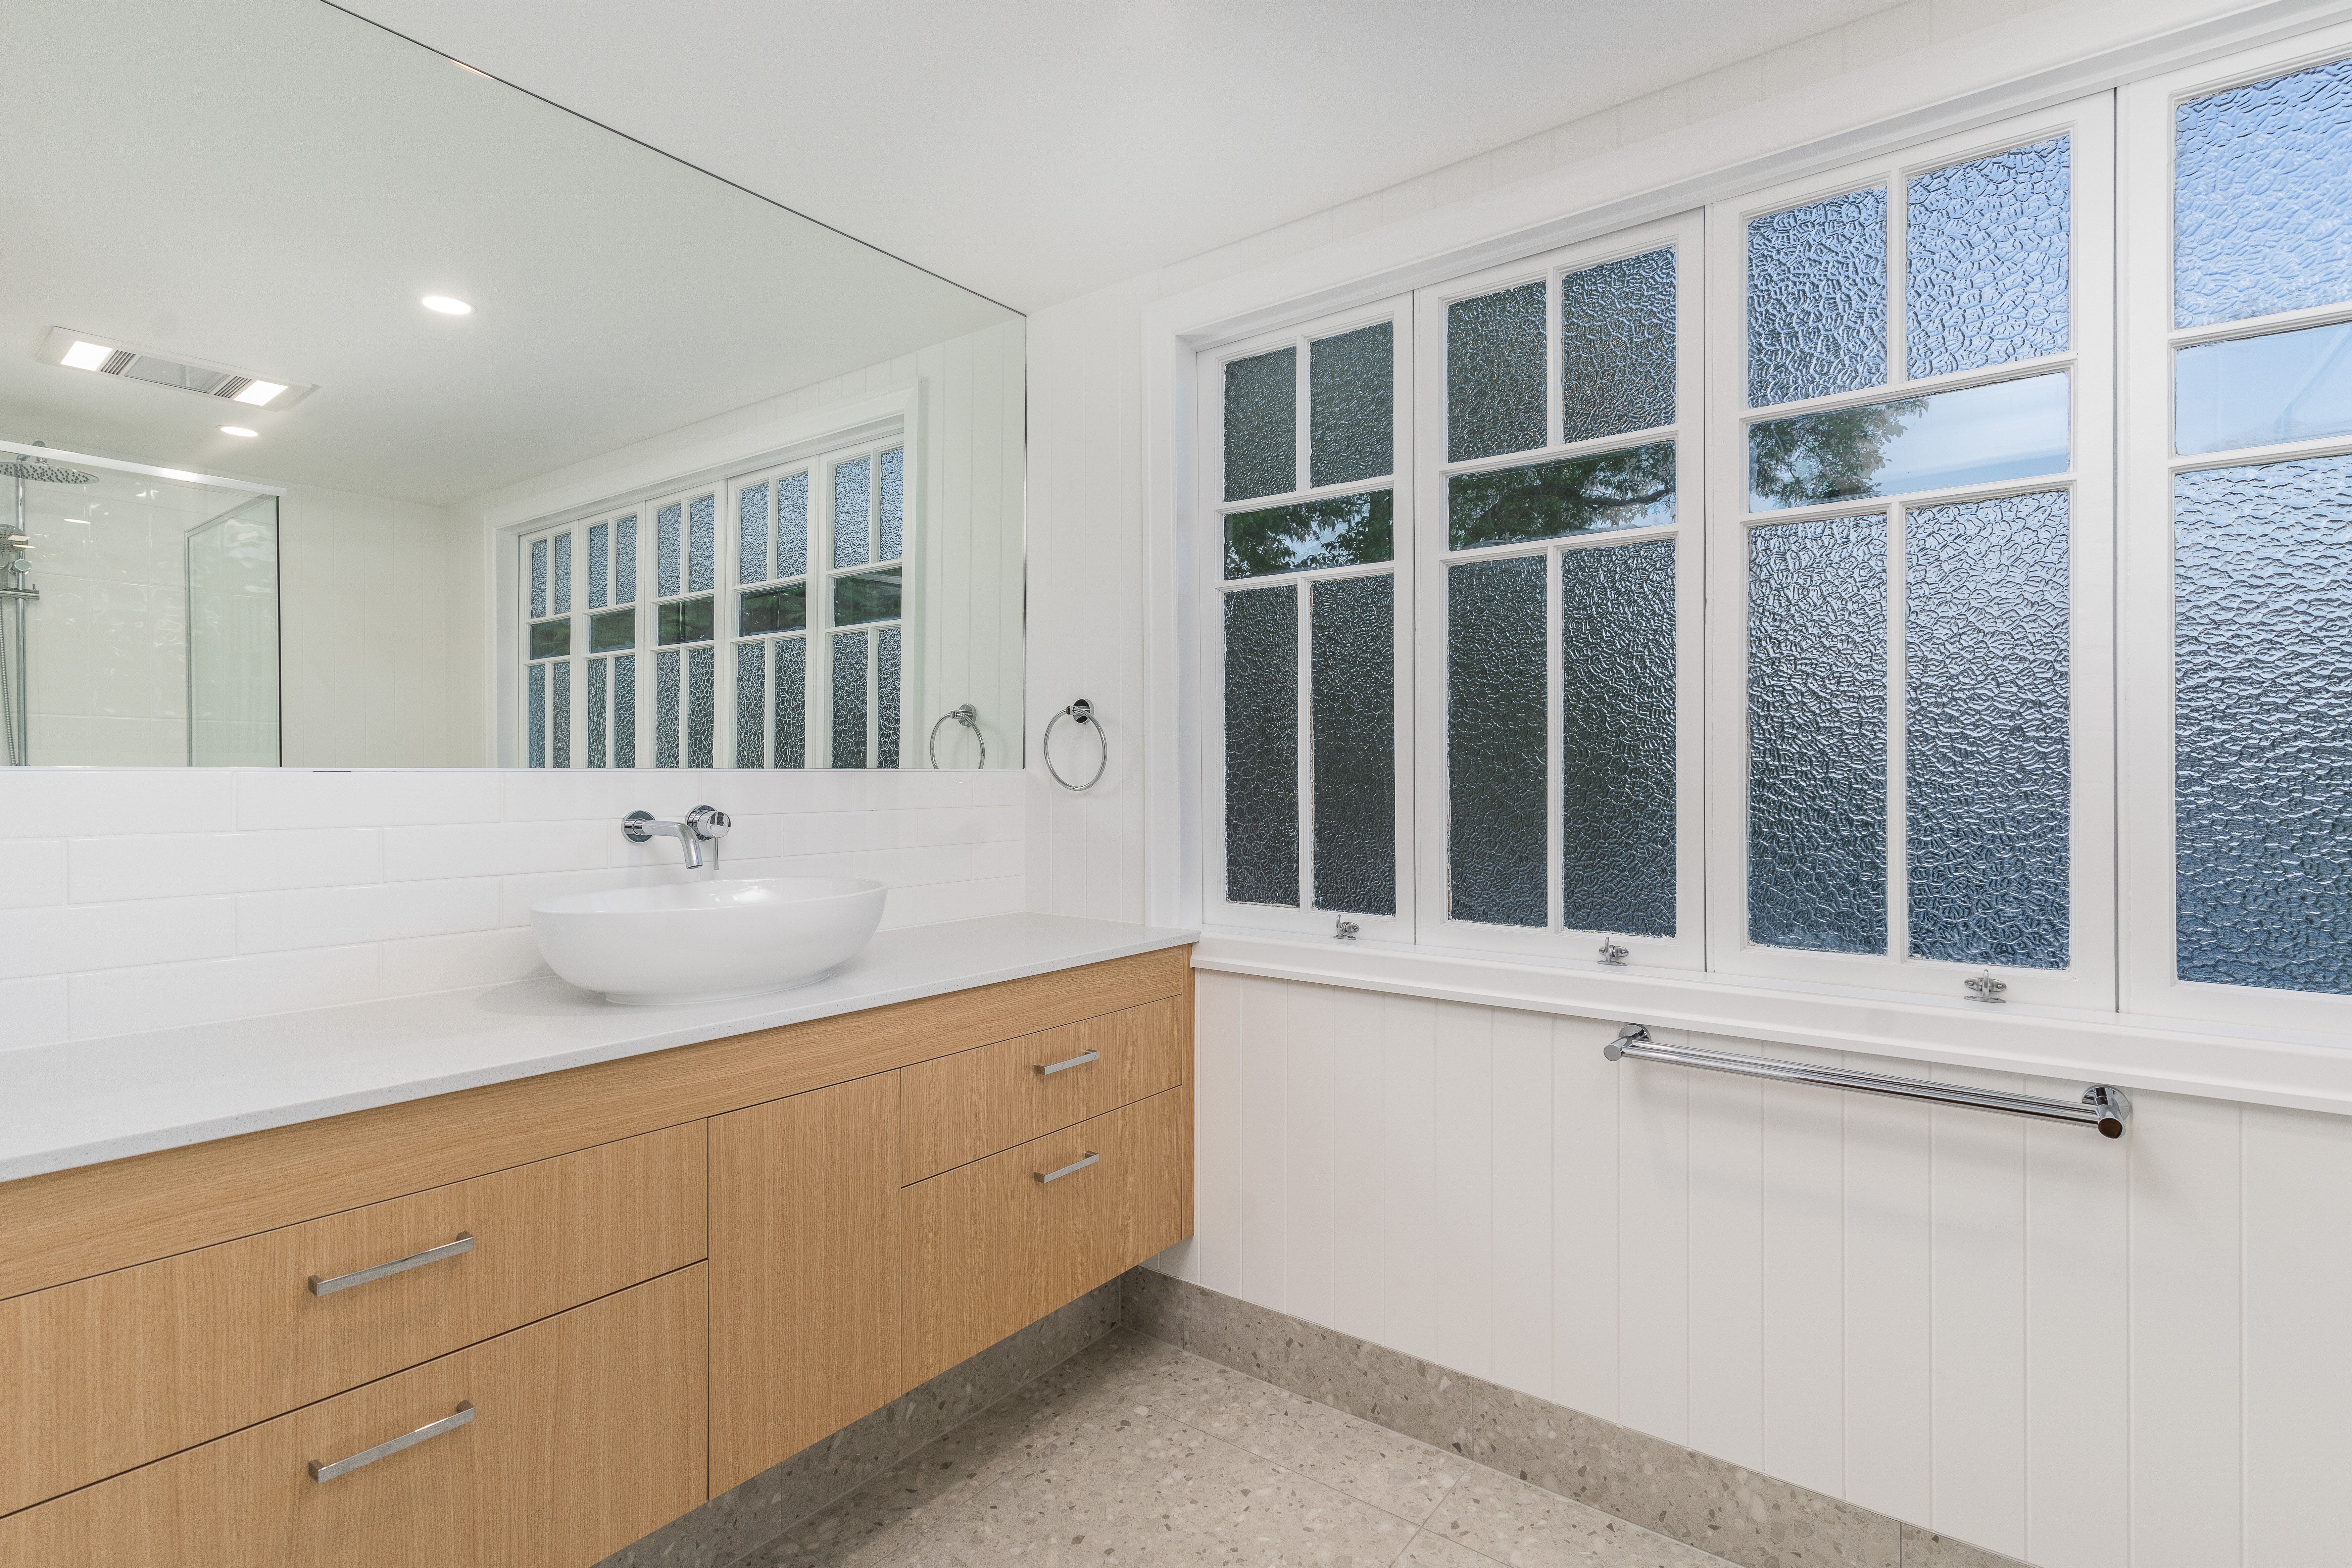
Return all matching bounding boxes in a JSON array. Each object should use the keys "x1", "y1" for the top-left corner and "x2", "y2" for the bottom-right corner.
[{"x1": 1016, "y1": 1, "x2": 2343, "y2": 1564}]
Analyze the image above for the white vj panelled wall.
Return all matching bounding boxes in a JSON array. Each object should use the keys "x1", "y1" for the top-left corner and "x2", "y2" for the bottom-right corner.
[{"x1": 1155, "y1": 969, "x2": 2346, "y2": 1568}]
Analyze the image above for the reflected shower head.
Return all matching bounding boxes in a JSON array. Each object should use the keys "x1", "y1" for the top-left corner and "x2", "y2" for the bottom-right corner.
[{"x1": 0, "y1": 449, "x2": 96, "y2": 484}]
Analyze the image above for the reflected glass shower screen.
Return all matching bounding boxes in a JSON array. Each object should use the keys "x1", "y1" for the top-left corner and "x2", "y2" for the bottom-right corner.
[{"x1": 187, "y1": 495, "x2": 283, "y2": 767}]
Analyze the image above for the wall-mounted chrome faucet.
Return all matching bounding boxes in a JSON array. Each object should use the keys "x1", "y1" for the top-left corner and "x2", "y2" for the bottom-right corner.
[{"x1": 623, "y1": 805, "x2": 730, "y2": 869}]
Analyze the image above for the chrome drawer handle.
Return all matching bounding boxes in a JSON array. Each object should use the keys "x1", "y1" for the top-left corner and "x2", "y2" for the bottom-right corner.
[
  {"x1": 1034, "y1": 1049, "x2": 1100, "y2": 1078},
  {"x1": 1035, "y1": 1151, "x2": 1100, "y2": 1184},
  {"x1": 309, "y1": 1402, "x2": 475, "y2": 1482},
  {"x1": 309, "y1": 1233, "x2": 475, "y2": 1297}
]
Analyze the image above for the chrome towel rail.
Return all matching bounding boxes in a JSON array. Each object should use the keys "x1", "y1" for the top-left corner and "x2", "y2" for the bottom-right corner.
[{"x1": 1605, "y1": 1025, "x2": 2132, "y2": 1138}]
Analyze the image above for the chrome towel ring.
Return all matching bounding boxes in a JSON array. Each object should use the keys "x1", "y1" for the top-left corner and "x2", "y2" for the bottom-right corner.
[
  {"x1": 928, "y1": 704, "x2": 985, "y2": 769},
  {"x1": 1043, "y1": 698, "x2": 1107, "y2": 791}
]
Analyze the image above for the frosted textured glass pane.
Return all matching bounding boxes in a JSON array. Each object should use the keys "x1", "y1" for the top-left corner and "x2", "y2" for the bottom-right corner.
[
  {"x1": 1906, "y1": 137, "x2": 2070, "y2": 379},
  {"x1": 550, "y1": 662, "x2": 570, "y2": 768},
  {"x1": 1907, "y1": 492, "x2": 2070, "y2": 967},
  {"x1": 2176, "y1": 56, "x2": 2352, "y2": 329},
  {"x1": 552, "y1": 533, "x2": 572, "y2": 615},
  {"x1": 613, "y1": 654, "x2": 635, "y2": 768},
  {"x1": 588, "y1": 522, "x2": 609, "y2": 609},
  {"x1": 1561, "y1": 541, "x2": 1676, "y2": 937},
  {"x1": 878, "y1": 627, "x2": 901, "y2": 770},
  {"x1": 530, "y1": 538, "x2": 547, "y2": 620},
  {"x1": 528, "y1": 663, "x2": 545, "y2": 768},
  {"x1": 1224, "y1": 491, "x2": 1392, "y2": 579},
  {"x1": 615, "y1": 517, "x2": 637, "y2": 604},
  {"x1": 655, "y1": 649, "x2": 680, "y2": 769},
  {"x1": 879, "y1": 448, "x2": 904, "y2": 561},
  {"x1": 1311, "y1": 574, "x2": 1394, "y2": 915},
  {"x1": 833, "y1": 457, "x2": 871, "y2": 569},
  {"x1": 588, "y1": 657, "x2": 608, "y2": 768},
  {"x1": 735, "y1": 641, "x2": 766, "y2": 767},
  {"x1": 777, "y1": 475, "x2": 808, "y2": 577},
  {"x1": 2175, "y1": 456, "x2": 2352, "y2": 992},
  {"x1": 1749, "y1": 189, "x2": 1888, "y2": 407},
  {"x1": 2177, "y1": 320, "x2": 2352, "y2": 454},
  {"x1": 1224, "y1": 347, "x2": 1297, "y2": 502},
  {"x1": 738, "y1": 482, "x2": 769, "y2": 585},
  {"x1": 1561, "y1": 248, "x2": 1675, "y2": 442},
  {"x1": 657, "y1": 504, "x2": 681, "y2": 597},
  {"x1": 688, "y1": 495, "x2": 715, "y2": 594},
  {"x1": 1448, "y1": 282, "x2": 1547, "y2": 462},
  {"x1": 832, "y1": 631, "x2": 869, "y2": 768},
  {"x1": 1224, "y1": 585, "x2": 1298, "y2": 906},
  {"x1": 1309, "y1": 323, "x2": 1393, "y2": 488},
  {"x1": 1750, "y1": 374, "x2": 2068, "y2": 510},
  {"x1": 687, "y1": 645, "x2": 714, "y2": 768},
  {"x1": 1451, "y1": 442, "x2": 1673, "y2": 550},
  {"x1": 1749, "y1": 514, "x2": 1888, "y2": 953},
  {"x1": 1448, "y1": 555, "x2": 1546, "y2": 926},
  {"x1": 774, "y1": 638, "x2": 805, "y2": 769}
]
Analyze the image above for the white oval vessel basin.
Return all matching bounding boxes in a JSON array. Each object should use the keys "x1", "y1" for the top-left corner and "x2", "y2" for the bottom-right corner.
[{"x1": 530, "y1": 877, "x2": 886, "y2": 1005}]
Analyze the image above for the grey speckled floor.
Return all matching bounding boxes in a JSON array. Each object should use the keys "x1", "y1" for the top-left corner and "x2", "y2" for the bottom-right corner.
[{"x1": 737, "y1": 1328, "x2": 1735, "y2": 1568}]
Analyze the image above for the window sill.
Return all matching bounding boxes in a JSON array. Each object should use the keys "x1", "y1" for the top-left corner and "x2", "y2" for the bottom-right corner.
[{"x1": 1190, "y1": 930, "x2": 2352, "y2": 1116}]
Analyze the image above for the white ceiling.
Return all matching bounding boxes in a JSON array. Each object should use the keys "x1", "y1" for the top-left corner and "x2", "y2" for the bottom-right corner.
[
  {"x1": 338, "y1": 0, "x2": 1904, "y2": 311},
  {"x1": 0, "y1": 0, "x2": 1010, "y2": 505}
]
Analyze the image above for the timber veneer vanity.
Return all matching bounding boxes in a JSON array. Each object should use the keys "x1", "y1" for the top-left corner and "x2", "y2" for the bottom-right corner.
[{"x1": 0, "y1": 918, "x2": 1194, "y2": 1567}]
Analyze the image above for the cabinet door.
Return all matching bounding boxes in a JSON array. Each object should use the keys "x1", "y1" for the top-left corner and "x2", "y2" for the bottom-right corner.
[
  {"x1": 708, "y1": 1073, "x2": 904, "y2": 1495},
  {"x1": 0, "y1": 1267, "x2": 706, "y2": 1568},
  {"x1": 901, "y1": 1087, "x2": 1186, "y2": 1388}
]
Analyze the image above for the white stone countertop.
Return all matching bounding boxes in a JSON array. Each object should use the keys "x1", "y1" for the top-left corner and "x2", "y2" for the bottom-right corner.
[{"x1": 0, "y1": 913, "x2": 1197, "y2": 1185}]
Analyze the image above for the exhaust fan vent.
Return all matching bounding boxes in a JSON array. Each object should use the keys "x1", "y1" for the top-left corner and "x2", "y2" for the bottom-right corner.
[{"x1": 36, "y1": 327, "x2": 315, "y2": 410}]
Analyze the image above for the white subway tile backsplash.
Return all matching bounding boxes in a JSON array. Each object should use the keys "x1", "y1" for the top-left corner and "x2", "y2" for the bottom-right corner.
[
  {"x1": 3, "y1": 765, "x2": 1029, "y2": 1036},
  {"x1": 69, "y1": 945, "x2": 382, "y2": 1038},
  {"x1": 69, "y1": 828, "x2": 382, "y2": 903},
  {"x1": 0, "y1": 898, "x2": 235, "y2": 981},
  {"x1": 0, "y1": 976, "x2": 70, "y2": 1050},
  {"x1": 237, "y1": 879, "x2": 503, "y2": 953}
]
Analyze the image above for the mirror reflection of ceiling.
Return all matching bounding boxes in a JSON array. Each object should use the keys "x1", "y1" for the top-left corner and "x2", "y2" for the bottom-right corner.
[
  {"x1": 338, "y1": 0, "x2": 1914, "y2": 309},
  {"x1": 0, "y1": 0, "x2": 1014, "y2": 506}
]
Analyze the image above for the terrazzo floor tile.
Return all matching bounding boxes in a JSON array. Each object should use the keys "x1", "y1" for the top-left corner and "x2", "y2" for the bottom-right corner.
[{"x1": 732, "y1": 1329, "x2": 1737, "y2": 1568}]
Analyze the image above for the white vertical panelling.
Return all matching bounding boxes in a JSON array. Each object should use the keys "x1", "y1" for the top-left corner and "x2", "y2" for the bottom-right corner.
[
  {"x1": 1433, "y1": 1001, "x2": 1498, "y2": 1379},
  {"x1": 1617, "y1": 1041, "x2": 1691, "y2": 1444},
  {"x1": 1760, "y1": 1042, "x2": 1848, "y2": 1497},
  {"x1": 2241, "y1": 1105, "x2": 2352, "y2": 1568},
  {"x1": 1328, "y1": 984, "x2": 1389, "y2": 1344},
  {"x1": 1685, "y1": 1034, "x2": 1764, "y2": 1469},
  {"x1": 2023, "y1": 1080, "x2": 2130, "y2": 1568},
  {"x1": 1553, "y1": 1014, "x2": 1620, "y2": 1420},
  {"x1": 1380, "y1": 992, "x2": 1442, "y2": 1362},
  {"x1": 1490, "y1": 1007, "x2": 1556, "y2": 1400},
  {"x1": 1842, "y1": 1057, "x2": 1934, "y2": 1525},
  {"x1": 1281, "y1": 980, "x2": 1339, "y2": 1327},
  {"x1": 2127, "y1": 1093, "x2": 2240, "y2": 1568},
  {"x1": 1928, "y1": 1065, "x2": 2030, "y2": 1558},
  {"x1": 1168, "y1": 988, "x2": 2347, "y2": 1564}
]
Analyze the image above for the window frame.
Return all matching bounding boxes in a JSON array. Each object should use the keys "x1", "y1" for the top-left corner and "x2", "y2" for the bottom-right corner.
[
  {"x1": 1700, "y1": 96, "x2": 2119, "y2": 1012},
  {"x1": 1409, "y1": 212, "x2": 1707, "y2": 971},
  {"x1": 1195, "y1": 295, "x2": 1415, "y2": 940},
  {"x1": 2117, "y1": 22, "x2": 2352, "y2": 1036}
]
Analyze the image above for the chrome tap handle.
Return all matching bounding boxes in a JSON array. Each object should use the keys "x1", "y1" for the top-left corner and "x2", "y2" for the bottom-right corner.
[{"x1": 685, "y1": 805, "x2": 730, "y2": 840}]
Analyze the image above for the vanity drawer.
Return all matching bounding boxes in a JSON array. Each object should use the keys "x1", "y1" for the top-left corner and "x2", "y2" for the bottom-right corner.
[
  {"x1": 900, "y1": 997, "x2": 1182, "y2": 1183},
  {"x1": 902, "y1": 1086, "x2": 1185, "y2": 1385},
  {"x1": 0, "y1": 1264, "x2": 706, "y2": 1568},
  {"x1": 0, "y1": 1120, "x2": 704, "y2": 1516}
]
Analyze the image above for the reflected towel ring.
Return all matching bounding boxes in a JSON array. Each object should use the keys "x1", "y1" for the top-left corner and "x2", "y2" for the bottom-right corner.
[
  {"x1": 1043, "y1": 698, "x2": 1108, "y2": 791},
  {"x1": 928, "y1": 704, "x2": 985, "y2": 770}
]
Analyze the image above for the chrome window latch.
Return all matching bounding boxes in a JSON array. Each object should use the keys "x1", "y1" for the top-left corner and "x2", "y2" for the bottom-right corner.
[
  {"x1": 1597, "y1": 935, "x2": 1629, "y2": 967},
  {"x1": 1965, "y1": 971, "x2": 2009, "y2": 1003},
  {"x1": 1333, "y1": 914, "x2": 1359, "y2": 940}
]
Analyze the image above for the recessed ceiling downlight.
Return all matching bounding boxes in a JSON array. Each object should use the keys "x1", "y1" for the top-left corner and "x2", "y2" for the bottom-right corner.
[
  {"x1": 421, "y1": 295, "x2": 474, "y2": 315},
  {"x1": 219, "y1": 426, "x2": 257, "y2": 438},
  {"x1": 60, "y1": 340, "x2": 113, "y2": 371}
]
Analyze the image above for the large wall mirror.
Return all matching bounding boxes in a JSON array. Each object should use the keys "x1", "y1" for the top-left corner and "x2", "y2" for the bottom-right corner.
[{"x1": 0, "y1": 0, "x2": 1022, "y2": 770}]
